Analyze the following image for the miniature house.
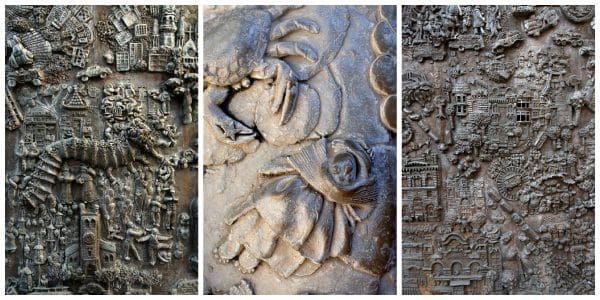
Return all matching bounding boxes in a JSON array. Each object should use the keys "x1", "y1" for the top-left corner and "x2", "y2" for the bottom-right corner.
[
  {"x1": 452, "y1": 83, "x2": 471, "y2": 118},
  {"x1": 24, "y1": 105, "x2": 57, "y2": 149},
  {"x1": 160, "y1": 6, "x2": 177, "y2": 49},
  {"x1": 402, "y1": 154, "x2": 442, "y2": 222},
  {"x1": 80, "y1": 211, "x2": 100, "y2": 275}
]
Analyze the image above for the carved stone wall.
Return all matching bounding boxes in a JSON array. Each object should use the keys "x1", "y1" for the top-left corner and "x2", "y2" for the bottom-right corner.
[
  {"x1": 402, "y1": 5, "x2": 594, "y2": 295},
  {"x1": 203, "y1": 5, "x2": 396, "y2": 294},
  {"x1": 5, "y1": 5, "x2": 198, "y2": 295}
]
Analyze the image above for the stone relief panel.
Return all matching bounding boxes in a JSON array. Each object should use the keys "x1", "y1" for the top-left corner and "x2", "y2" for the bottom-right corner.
[
  {"x1": 5, "y1": 5, "x2": 198, "y2": 295},
  {"x1": 204, "y1": 5, "x2": 396, "y2": 294},
  {"x1": 402, "y1": 5, "x2": 594, "y2": 295}
]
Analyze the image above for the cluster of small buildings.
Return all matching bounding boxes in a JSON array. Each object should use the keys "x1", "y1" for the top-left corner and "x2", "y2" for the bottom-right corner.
[
  {"x1": 107, "y1": 5, "x2": 197, "y2": 73},
  {"x1": 45, "y1": 5, "x2": 96, "y2": 68}
]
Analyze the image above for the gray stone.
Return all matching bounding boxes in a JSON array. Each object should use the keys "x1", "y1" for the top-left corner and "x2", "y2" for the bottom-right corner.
[
  {"x1": 402, "y1": 5, "x2": 594, "y2": 295},
  {"x1": 5, "y1": 5, "x2": 198, "y2": 295},
  {"x1": 203, "y1": 5, "x2": 396, "y2": 295}
]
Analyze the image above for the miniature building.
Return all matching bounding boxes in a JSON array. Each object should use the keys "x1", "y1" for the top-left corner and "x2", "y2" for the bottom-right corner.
[
  {"x1": 109, "y1": 5, "x2": 141, "y2": 31},
  {"x1": 71, "y1": 47, "x2": 88, "y2": 68},
  {"x1": 108, "y1": 8, "x2": 127, "y2": 32},
  {"x1": 116, "y1": 51, "x2": 130, "y2": 72},
  {"x1": 176, "y1": 16, "x2": 186, "y2": 47},
  {"x1": 135, "y1": 24, "x2": 148, "y2": 37},
  {"x1": 182, "y1": 38, "x2": 198, "y2": 67},
  {"x1": 115, "y1": 30, "x2": 133, "y2": 47},
  {"x1": 149, "y1": 5, "x2": 160, "y2": 17},
  {"x1": 74, "y1": 23, "x2": 94, "y2": 46},
  {"x1": 80, "y1": 211, "x2": 100, "y2": 276},
  {"x1": 452, "y1": 83, "x2": 471, "y2": 117},
  {"x1": 99, "y1": 240, "x2": 117, "y2": 268},
  {"x1": 46, "y1": 6, "x2": 73, "y2": 29},
  {"x1": 516, "y1": 89, "x2": 532, "y2": 123},
  {"x1": 152, "y1": 18, "x2": 160, "y2": 49},
  {"x1": 129, "y1": 43, "x2": 143, "y2": 65},
  {"x1": 160, "y1": 6, "x2": 177, "y2": 49},
  {"x1": 402, "y1": 154, "x2": 442, "y2": 222},
  {"x1": 445, "y1": 176, "x2": 485, "y2": 219},
  {"x1": 66, "y1": 212, "x2": 117, "y2": 273},
  {"x1": 422, "y1": 233, "x2": 501, "y2": 295},
  {"x1": 119, "y1": 5, "x2": 140, "y2": 29},
  {"x1": 60, "y1": 88, "x2": 91, "y2": 139},
  {"x1": 402, "y1": 242, "x2": 426, "y2": 295},
  {"x1": 75, "y1": 6, "x2": 93, "y2": 22},
  {"x1": 65, "y1": 243, "x2": 80, "y2": 266},
  {"x1": 148, "y1": 52, "x2": 169, "y2": 72},
  {"x1": 24, "y1": 105, "x2": 57, "y2": 148}
]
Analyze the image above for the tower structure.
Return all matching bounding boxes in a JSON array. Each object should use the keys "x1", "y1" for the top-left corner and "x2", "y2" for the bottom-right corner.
[{"x1": 160, "y1": 6, "x2": 176, "y2": 49}]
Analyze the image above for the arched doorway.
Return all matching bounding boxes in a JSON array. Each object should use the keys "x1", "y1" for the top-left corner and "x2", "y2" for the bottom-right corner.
[{"x1": 451, "y1": 262, "x2": 462, "y2": 275}]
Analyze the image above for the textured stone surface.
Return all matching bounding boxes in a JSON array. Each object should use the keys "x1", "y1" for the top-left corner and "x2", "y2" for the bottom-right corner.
[
  {"x1": 203, "y1": 5, "x2": 396, "y2": 294},
  {"x1": 5, "y1": 5, "x2": 198, "y2": 295},
  {"x1": 402, "y1": 5, "x2": 594, "y2": 295}
]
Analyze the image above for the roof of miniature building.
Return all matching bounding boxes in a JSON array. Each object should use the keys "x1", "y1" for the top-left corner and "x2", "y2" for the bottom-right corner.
[
  {"x1": 162, "y1": 5, "x2": 176, "y2": 15},
  {"x1": 26, "y1": 105, "x2": 57, "y2": 119},
  {"x1": 472, "y1": 88, "x2": 488, "y2": 96},
  {"x1": 442, "y1": 233, "x2": 468, "y2": 245},
  {"x1": 177, "y1": 16, "x2": 186, "y2": 35},
  {"x1": 517, "y1": 88, "x2": 534, "y2": 97},
  {"x1": 452, "y1": 82, "x2": 471, "y2": 94},
  {"x1": 403, "y1": 154, "x2": 438, "y2": 168},
  {"x1": 99, "y1": 239, "x2": 117, "y2": 252},
  {"x1": 182, "y1": 39, "x2": 197, "y2": 56},
  {"x1": 63, "y1": 91, "x2": 88, "y2": 109},
  {"x1": 65, "y1": 243, "x2": 79, "y2": 256}
]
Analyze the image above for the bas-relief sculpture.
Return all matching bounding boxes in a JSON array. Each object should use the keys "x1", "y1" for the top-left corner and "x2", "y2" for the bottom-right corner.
[
  {"x1": 402, "y1": 5, "x2": 594, "y2": 295},
  {"x1": 203, "y1": 5, "x2": 396, "y2": 294},
  {"x1": 5, "y1": 5, "x2": 198, "y2": 295}
]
